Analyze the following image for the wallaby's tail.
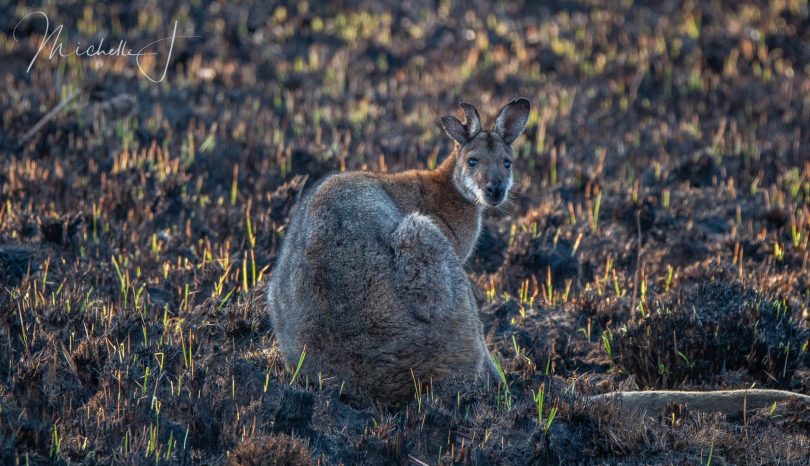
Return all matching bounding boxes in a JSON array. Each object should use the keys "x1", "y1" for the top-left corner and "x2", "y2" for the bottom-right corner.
[
  {"x1": 390, "y1": 213, "x2": 458, "y2": 322},
  {"x1": 590, "y1": 389, "x2": 810, "y2": 415}
]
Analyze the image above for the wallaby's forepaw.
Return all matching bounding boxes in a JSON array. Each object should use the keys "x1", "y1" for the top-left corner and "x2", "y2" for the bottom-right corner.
[{"x1": 391, "y1": 213, "x2": 456, "y2": 322}]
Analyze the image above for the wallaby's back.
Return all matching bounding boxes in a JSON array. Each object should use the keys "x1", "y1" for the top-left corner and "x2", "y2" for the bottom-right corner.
[{"x1": 267, "y1": 172, "x2": 492, "y2": 402}]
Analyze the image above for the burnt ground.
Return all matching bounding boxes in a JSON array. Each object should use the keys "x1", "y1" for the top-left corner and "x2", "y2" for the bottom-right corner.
[{"x1": 1, "y1": 0, "x2": 810, "y2": 464}]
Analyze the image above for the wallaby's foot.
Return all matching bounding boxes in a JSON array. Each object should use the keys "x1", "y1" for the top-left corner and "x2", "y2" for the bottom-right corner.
[{"x1": 390, "y1": 213, "x2": 456, "y2": 322}]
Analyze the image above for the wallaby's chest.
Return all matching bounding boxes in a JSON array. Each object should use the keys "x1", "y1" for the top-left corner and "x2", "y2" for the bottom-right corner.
[{"x1": 427, "y1": 212, "x2": 480, "y2": 261}]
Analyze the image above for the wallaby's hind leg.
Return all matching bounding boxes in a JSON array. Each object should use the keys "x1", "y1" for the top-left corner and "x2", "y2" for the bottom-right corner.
[{"x1": 390, "y1": 213, "x2": 458, "y2": 322}]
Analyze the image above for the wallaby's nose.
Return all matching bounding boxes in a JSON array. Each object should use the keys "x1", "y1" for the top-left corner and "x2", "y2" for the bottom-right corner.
[{"x1": 485, "y1": 180, "x2": 505, "y2": 202}]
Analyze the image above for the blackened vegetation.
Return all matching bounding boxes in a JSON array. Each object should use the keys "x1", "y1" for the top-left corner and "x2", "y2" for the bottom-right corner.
[
  {"x1": 1, "y1": 0, "x2": 810, "y2": 464},
  {"x1": 0, "y1": 245, "x2": 37, "y2": 287},
  {"x1": 468, "y1": 224, "x2": 507, "y2": 274},
  {"x1": 229, "y1": 433, "x2": 312, "y2": 466},
  {"x1": 501, "y1": 233, "x2": 583, "y2": 292},
  {"x1": 615, "y1": 279, "x2": 806, "y2": 388}
]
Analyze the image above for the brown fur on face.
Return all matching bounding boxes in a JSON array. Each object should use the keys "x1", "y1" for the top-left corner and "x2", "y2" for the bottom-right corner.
[
  {"x1": 453, "y1": 131, "x2": 514, "y2": 207},
  {"x1": 440, "y1": 98, "x2": 530, "y2": 207}
]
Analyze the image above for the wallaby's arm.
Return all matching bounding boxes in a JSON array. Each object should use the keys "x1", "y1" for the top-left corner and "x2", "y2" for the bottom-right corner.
[
  {"x1": 590, "y1": 389, "x2": 810, "y2": 415},
  {"x1": 380, "y1": 152, "x2": 482, "y2": 261}
]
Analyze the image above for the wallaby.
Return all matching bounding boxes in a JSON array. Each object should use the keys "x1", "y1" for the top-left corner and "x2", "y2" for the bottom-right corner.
[{"x1": 267, "y1": 98, "x2": 530, "y2": 403}]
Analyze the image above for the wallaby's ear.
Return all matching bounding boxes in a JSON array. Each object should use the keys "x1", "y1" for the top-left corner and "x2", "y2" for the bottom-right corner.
[
  {"x1": 441, "y1": 102, "x2": 482, "y2": 145},
  {"x1": 440, "y1": 115, "x2": 468, "y2": 145},
  {"x1": 459, "y1": 102, "x2": 481, "y2": 136},
  {"x1": 494, "y1": 98, "x2": 530, "y2": 145}
]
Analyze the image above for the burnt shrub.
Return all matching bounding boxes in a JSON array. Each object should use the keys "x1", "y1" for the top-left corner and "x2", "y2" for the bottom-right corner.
[
  {"x1": 614, "y1": 279, "x2": 806, "y2": 388},
  {"x1": 0, "y1": 245, "x2": 37, "y2": 287},
  {"x1": 499, "y1": 234, "x2": 582, "y2": 294},
  {"x1": 272, "y1": 389, "x2": 315, "y2": 434},
  {"x1": 230, "y1": 433, "x2": 311, "y2": 466}
]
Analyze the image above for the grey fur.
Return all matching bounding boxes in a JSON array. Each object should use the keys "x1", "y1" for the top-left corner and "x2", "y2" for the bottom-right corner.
[{"x1": 267, "y1": 173, "x2": 495, "y2": 403}]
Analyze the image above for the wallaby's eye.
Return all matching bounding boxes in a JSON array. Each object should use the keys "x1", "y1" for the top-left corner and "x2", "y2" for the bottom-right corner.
[
  {"x1": 467, "y1": 158, "x2": 479, "y2": 168},
  {"x1": 503, "y1": 159, "x2": 512, "y2": 169}
]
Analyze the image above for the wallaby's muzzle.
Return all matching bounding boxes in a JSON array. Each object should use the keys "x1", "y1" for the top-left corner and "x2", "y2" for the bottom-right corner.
[{"x1": 484, "y1": 179, "x2": 506, "y2": 205}]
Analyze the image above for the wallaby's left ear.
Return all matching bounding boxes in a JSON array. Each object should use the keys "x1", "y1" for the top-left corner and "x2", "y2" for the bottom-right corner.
[{"x1": 494, "y1": 98, "x2": 530, "y2": 145}]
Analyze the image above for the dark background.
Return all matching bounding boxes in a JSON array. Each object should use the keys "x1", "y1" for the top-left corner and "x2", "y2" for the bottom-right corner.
[{"x1": 1, "y1": 1, "x2": 809, "y2": 464}]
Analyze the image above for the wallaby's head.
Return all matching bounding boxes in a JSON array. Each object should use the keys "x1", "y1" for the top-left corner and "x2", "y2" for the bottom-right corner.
[{"x1": 440, "y1": 98, "x2": 530, "y2": 207}]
